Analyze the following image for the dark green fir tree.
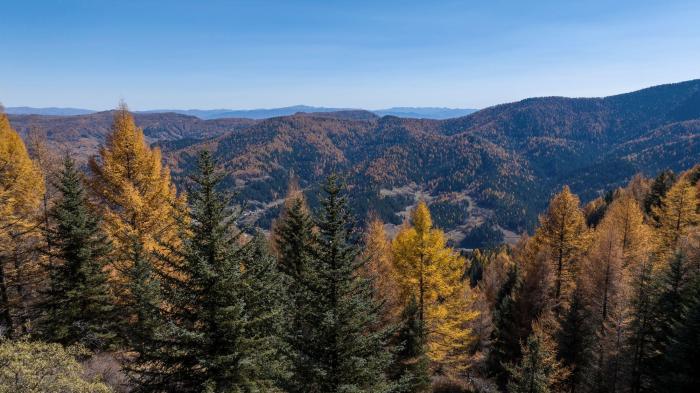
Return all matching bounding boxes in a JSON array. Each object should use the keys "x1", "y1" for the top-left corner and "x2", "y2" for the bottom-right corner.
[{"x1": 37, "y1": 155, "x2": 116, "y2": 350}]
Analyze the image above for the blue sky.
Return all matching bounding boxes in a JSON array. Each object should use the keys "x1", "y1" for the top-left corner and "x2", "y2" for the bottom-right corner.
[{"x1": 1, "y1": 0, "x2": 699, "y2": 110}]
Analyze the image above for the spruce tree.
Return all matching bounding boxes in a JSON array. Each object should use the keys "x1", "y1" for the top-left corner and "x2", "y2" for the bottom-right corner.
[
  {"x1": 391, "y1": 297, "x2": 431, "y2": 393},
  {"x1": 556, "y1": 286, "x2": 592, "y2": 393},
  {"x1": 283, "y1": 174, "x2": 393, "y2": 392},
  {"x1": 37, "y1": 156, "x2": 116, "y2": 350},
  {"x1": 140, "y1": 150, "x2": 286, "y2": 392},
  {"x1": 643, "y1": 170, "x2": 675, "y2": 221},
  {"x1": 488, "y1": 263, "x2": 523, "y2": 390},
  {"x1": 507, "y1": 316, "x2": 568, "y2": 393},
  {"x1": 657, "y1": 280, "x2": 700, "y2": 393}
]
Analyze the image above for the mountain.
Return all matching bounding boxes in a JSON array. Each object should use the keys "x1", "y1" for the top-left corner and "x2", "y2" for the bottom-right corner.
[
  {"x1": 162, "y1": 80, "x2": 700, "y2": 243},
  {"x1": 374, "y1": 107, "x2": 477, "y2": 119},
  {"x1": 6, "y1": 105, "x2": 477, "y2": 120},
  {"x1": 8, "y1": 111, "x2": 256, "y2": 156},
  {"x1": 5, "y1": 106, "x2": 97, "y2": 116},
  {"x1": 7, "y1": 80, "x2": 700, "y2": 247}
]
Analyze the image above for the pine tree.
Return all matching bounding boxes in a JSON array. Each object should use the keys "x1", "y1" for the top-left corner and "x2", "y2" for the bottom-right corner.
[
  {"x1": 656, "y1": 280, "x2": 700, "y2": 393},
  {"x1": 645, "y1": 250, "x2": 693, "y2": 390},
  {"x1": 556, "y1": 286, "x2": 592, "y2": 393},
  {"x1": 137, "y1": 151, "x2": 287, "y2": 392},
  {"x1": 488, "y1": 263, "x2": 523, "y2": 390},
  {"x1": 507, "y1": 316, "x2": 569, "y2": 393},
  {"x1": 627, "y1": 251, "x2": 658, "y2": 393},
  {"x1": 392, "y1": 201, "x2": 478, "y2": 370},
  {"x1": 391, "y1": 297, "x2": 431, "y2": 393},
  {"x1": 644, "y1": 170, "x2": 675, "y2": 221},
  {"x1": 535, "y1": 186, "x2": 589, "y2": 313},
  {"x1": 283, "y1": 175, "x2": 393, "y2": 392},
  {"x1": 0, "y1": 111, "x2": 45, "y2": 337},
  {"x1": 36, "y1": 156, "x2": 116, "y2": 350}
]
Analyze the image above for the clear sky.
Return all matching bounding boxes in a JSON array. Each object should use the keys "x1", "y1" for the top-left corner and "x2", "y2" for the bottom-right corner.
[{"x1": 1, "y1": 0, "x2": 699, "y2": 110}]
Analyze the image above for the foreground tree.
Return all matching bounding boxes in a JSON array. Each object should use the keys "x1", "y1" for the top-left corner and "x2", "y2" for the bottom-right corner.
[
  {"x1": 36, "y1": 156, "x2": 116, "y2": 350},
  {"x1": 282, "y1": 175, "x2": 393, "y2": 392},
  {"x1": 88, "y1": 103, "x2": 184, "y2": 290},
  {"x1": 534, "y1": 186, "x2": 588, "y2": 313},
  {"x1": 134, "y1": 151, "x2": 287, "y2": 392},
  {"x1": 392, "y1": 201, "x2": 477, "y2": 371},
  {"x1": 391, "y1": 297, "x2": 431, "y2": 393},
  {"x1": 0, "y1": 111, "x2": 45, "y2": 337}
]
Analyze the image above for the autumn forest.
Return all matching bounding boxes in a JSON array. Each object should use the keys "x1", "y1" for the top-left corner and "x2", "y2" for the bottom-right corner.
[{"x1": 0, "y1": 105, "x2": 699, "y2": 393}]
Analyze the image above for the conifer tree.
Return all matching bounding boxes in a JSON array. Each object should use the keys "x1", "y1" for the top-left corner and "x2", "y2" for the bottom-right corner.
[
  {"x1": 644, "y1": 170, "x2": 675, "y2": 221},
  {"x1": 627, "y1": 251, "x2": 658, "y2": 393},
  {"x1": 392, "y1": 201, "x2": 478, "y2": 370},
  {"x1": 0, "y1": 111, "x2": 45, "y2": 337},
  {"x1": 507, "y1": 316, "x2": 569, "y2": 393},
  {"x1": 653, "y1": 179, "x2": 699, "y2": 258},
  {"x1": 88, "y1": 103, "x2": 184, "y2": 288},
  {"x1": 362, "y1": 217, "x2": 402, "y2": 325},
  {"x1": 556, "y1": 286, "x2": 591, "y2": 393},
  {"x1": 137, "y1": 151, "x2": 286, "y2": 392},
  {"x1": 581, "y1": 222, "x2": 630, "y2": 393},
  {"x1": 391, "y1": 297, "x2": 431, "y2": 393},
  {"x1": 535, "y1": 186, "x2": 589, "y2": 313},
  {"x1": 488, "y1": 263, "x2": 523, "y2": 390},
  {"x1": 36, "y1": 156, "x2": 116, "y2": 350},
  {"x1": 283, "y1": 175, "x2": 393, "y2": 392},
  {"x1": 656, "y1": 280, "x2": 700, "y2": 393}
]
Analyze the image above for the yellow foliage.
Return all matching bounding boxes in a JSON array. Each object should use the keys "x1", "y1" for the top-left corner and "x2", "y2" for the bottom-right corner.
[
  {"x1": 534, "y1": 186, "x2": 589, "y2": 307},
  {"x1": 360, "y1": 218, "x2": 402, "y2": 324},
  {"x1": 89, "y1": 104, "x2": 185, "y2": 283},
  {"x1": 653, "y1": 179, "x2": 699, "y2": 258},
  {"x1": 0, "y1": 113, "x2": 45, "y2": 242},
  {"x1": 392, "y1": 201, "x2": 478, "y2": 372}
]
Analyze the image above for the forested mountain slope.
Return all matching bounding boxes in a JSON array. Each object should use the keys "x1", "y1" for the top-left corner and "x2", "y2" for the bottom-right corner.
[{"x1": 10, "y1": 79, "x2": 700, "y2": 246}]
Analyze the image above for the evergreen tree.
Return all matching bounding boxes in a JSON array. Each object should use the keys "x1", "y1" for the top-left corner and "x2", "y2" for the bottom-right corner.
[
  {"x1": 643, "y1": 170, "x2": 675, "y2": 221},
  {"x1": 137, "y1": 151, "x2": 286, "y2": 392},
  {"x1": 283, "y1": 174, "x2": 393, "y2": 392},
  {"x1": 507, "y1": 316, "x2": 569, "y2": 393},
  {"x1": 488, "y1": 263, "x2": 523, "y2": 390},
  {"x1": 556, "y1": 286, "x2": 592, "y2": 393},
  {"x1": 37, "y1": 156, "x2": 116, "y2": 350},
  {"x1": 656, "y1": 280, "x2": 700, "y2": 393},
  {"x1": 391, "y1": 297, "x2": 431, "y2": 393}
]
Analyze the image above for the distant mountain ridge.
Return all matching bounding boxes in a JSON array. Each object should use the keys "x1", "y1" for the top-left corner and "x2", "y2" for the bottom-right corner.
[
  {"x1": 5, "y1": 105, "x2": 477, "y2": 120},
  {"x1": 5, "y1": 79, "x2": 699, "y2": 248}
]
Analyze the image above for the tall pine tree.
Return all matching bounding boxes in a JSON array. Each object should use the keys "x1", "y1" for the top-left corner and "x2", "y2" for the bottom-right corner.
[
  {"x1": 136, "y1": 151, "x2": 287, "y2": 392},
  {"x1": 282, "y1": 175, "x2": 393, "y2": 392},
  {"x1": 37, "y1": 156, "x2": 116, "y2": 350}
]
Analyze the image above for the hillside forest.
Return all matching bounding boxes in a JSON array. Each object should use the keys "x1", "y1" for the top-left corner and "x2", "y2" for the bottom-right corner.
[{"x1": 1, "y1": 106, "x2": 699, "y2": 393}]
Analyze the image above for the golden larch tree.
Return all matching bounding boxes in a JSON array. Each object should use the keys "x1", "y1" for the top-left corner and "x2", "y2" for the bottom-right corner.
[
  {"x1": 535, "y1": 186, "x2": 589, "y2": 310},
  {"x1": 360, "y1": 217, "x2": 402, "y2": 325},
  {"x1": 392, "y1": 201, "x2": 478, "y2": 372},
  {"x1": 0, "y1": 111, "x2": 45, "y2": 336},
  {"x1": 89, "y1": 104, "x2": 184, "y2": 285},
  {"x1": 653, "y1": 179, "x2": 699, "y2": 258}
]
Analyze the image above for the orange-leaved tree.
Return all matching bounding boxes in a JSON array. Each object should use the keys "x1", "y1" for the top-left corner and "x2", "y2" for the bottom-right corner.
[{"x1": 392, "y1": 201, "x2": 478, "y2": 372}]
